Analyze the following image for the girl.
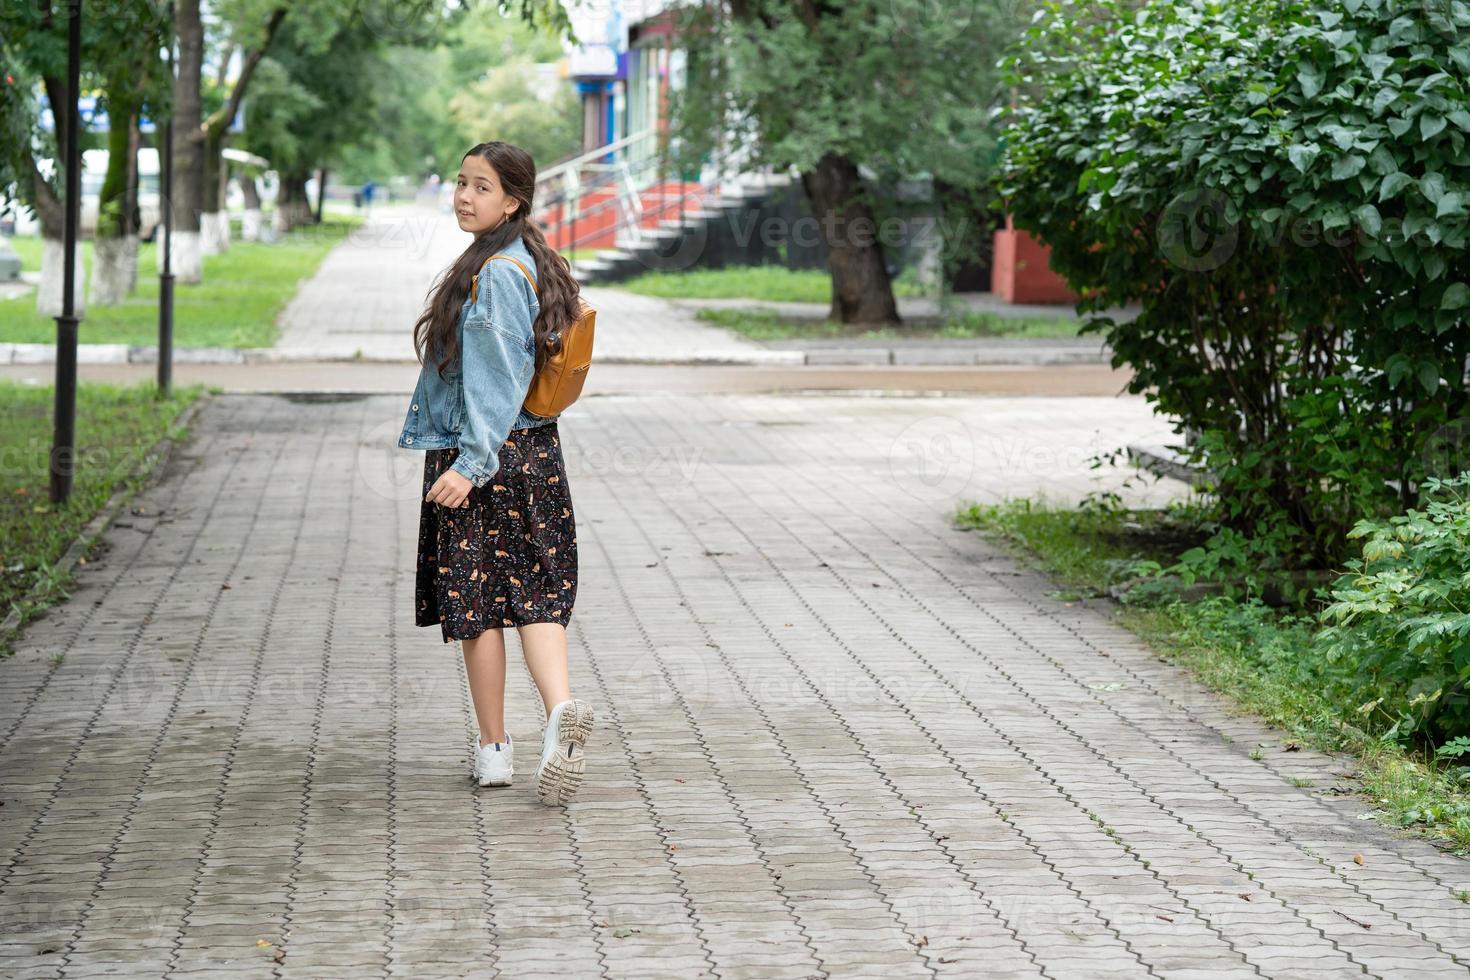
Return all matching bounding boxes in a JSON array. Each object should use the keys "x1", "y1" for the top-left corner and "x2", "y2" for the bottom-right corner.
[{"x1": 397, "y1": 141, "x2": 594, "y2": 806}]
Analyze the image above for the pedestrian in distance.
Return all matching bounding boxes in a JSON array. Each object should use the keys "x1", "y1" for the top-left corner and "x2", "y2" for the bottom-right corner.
[{"x1": 397, "y1": 141, "x2": 594, "y2": 806}]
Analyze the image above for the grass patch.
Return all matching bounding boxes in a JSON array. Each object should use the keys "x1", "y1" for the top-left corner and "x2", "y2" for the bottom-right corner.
[
  {"x1": 619, "y1": 264, "x2": 931, "y2": 303},
  {"x1": 694, "y1": 306, "x2": 1084, "y2": 341},
  {"x1": 937, "y1": 311, "x2": 1086, "y2": 339},
  {"x1": 957, "y1": 497, "x2": 1470, "y2": 855},
  {"x1": 0, "y1": 215, "x2": 362, "y2": 348},
  {"x1": 1, "y1": 379, "x2": 208, "y2": 655},
  {"x1": 562, "y1": 248, "x2": 613, "y2": 264}
]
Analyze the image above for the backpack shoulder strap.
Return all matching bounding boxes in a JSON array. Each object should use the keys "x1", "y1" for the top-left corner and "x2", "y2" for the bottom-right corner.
[
  {"x1": 471, "y1": 253, "x2": 539, "y2": 303},
  {"x1": 490, "y1": 254, "x2": 538, "y2": 295}
]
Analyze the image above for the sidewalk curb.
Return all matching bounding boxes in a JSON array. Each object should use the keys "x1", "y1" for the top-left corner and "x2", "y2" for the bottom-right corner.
[
  {"x1": 0, "y1": 392, "x2": 212, "y2": 654},
  {"x1": 1, "y1": 343, "x2": 1109, "y2": 368}
]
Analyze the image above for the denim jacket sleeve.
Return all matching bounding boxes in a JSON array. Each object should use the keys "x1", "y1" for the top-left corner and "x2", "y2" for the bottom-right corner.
[{"x1": 448, "y1": 258, "x2": 538, "y2": 489}]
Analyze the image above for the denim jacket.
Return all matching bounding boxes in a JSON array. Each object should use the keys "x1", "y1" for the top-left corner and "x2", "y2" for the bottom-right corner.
[{"x1": 397, "y1": 233, "x2": 558, "y2": 488}]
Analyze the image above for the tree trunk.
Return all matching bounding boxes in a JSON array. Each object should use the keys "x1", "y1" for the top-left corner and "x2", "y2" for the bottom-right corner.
[
  {"x1": 315, "y1": 167, "x2": 329, "y2": 223},
  {"x1": 799, "y1": 151, "x2": 898, "y2": 324},
  {"x1": 90, "y1": 96, "x2": 140, "y2": 305},
  {"x1": 33, "y1": 71, "x2": 82, "y2": 316},
  {"x1": 239, "y1": 174, "x2": 263, "y2": 241},
  {"x1": 168, "y1": 0, "x2": 205, "y2": 283},
  {"x1": 199, "y1": 6, "x2": 287, "y2": 254},
  {"x1": 274, "y1": 171, "x2": 312, "y2": 233},
  {"x1": 37, "y1": 239, "x2": 86, "y2": 317},
  {"x1": 123, "y1": 114, "x2": 142, "y2": 294},
  {"x1": 200, "y1": 126, "x2": 229, "y2": 254}
]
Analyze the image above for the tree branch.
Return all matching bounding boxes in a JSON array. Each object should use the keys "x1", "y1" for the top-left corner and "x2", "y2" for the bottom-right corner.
[
  {"x1": 215, "y1": 44, "x2": 236, "y2": 90},
  {"x1": 192, "y1": 4, "x2": 283, "y2": 143},
  {"x1": 203, "y1": 6, "x2": 287, "y2": 140}
]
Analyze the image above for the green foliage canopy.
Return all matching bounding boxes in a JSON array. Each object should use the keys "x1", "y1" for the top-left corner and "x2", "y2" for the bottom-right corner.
[
  {"x1": 669, "y1": 0, "x2": 1023, "y2": 189},
  {"x1": 997, "y1": 0, "x2": 1470, "y2": 580}
]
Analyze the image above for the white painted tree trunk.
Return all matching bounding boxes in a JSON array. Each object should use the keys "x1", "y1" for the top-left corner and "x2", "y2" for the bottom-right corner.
[
  {"x1": 240, "y1": 208, "x2": 263, "y2": 241},
  {"x1": 36, "y1": 238, "x2": 87, "y2": 317},
  {"x1": 200, "y1": 210, "x2": 230, "y2": 255},
  {"x1": 89, "y1": 235, "x2": 140, "y2": 306},
  {"x1": 157, "y1": 230, "x2": 203, "y2": 283},
  {"x1": 913, "y1": 214, "x2": 945, "y2": 296}
]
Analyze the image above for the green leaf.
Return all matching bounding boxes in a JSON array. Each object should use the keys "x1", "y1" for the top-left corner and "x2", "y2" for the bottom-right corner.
[
  {"x1": 1442, "y1": 282, "x2": 1470, "y2": 310},
  {"x1": 1288, "y1": 143, "x2": 1320, "y2": 173},
  {"x1": 1388, "y1": 355, "x2": 1413, "y2": 389},
  {"x1": 1418, "y1": 361, "x2": 1441, "y2": 395},
  {"x1": 1371, "y1": 87, "x2": 1400, "y2": 117},
  {"x1": 1364, "y1": 53, "x2": 1393, "y2": 81},
  {"x1": 1298, "y1": 65, "x2": 1325, "y2": 99},
  {"x1": 1450, "y1": 109, "x2": 1470, "y2": 133},
  {"x1": 1331, "y1": 154, "x2": 1366, "y2": 180},
  {"x1": 1421, "y1": 114, "x2": 1447, "y2": 140},
  {"x1": 1436, "y1": 193, "x2": 1463, "y2": 220},
  {"x1": 1424, "y1": 251, "x2": 1448, "y2": 282},
  {"x1": 1420, "y1": 172, "x2": 1446, "y2": 204},
  {"x1": 1379, "y1": 172, "x2": 1414, "y2": 201},
  {"x1": 1355, "y1": 203, "x2": 1382, "y2": 237},
  {"x1": 1368, "y1": 145, "x2": 1397, "y2": 175},
  {"x1": 1322, "y1": 124, "x2": 1356, "y2": 150}
]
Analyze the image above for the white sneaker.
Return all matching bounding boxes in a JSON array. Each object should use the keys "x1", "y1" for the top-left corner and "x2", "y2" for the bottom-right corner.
[
  {"x1": 474, "y1": 732, "x2": 514, "y2": 787},
  {"x1": 534, "y1": 698, "x2": 594, "y2": 806}
]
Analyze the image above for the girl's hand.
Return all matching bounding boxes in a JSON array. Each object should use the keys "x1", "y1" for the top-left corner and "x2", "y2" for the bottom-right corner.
[{"x1": 426, "y1": 469, "x2": 474, "y2": 509}]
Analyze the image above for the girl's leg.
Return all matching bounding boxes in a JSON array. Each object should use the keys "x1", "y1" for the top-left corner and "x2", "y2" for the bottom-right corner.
[
  {"x1": 462, "y1": 628, "x2": 509, "y2": 746},
  {"x1": 518, "y1": 622, "x2": 572, "y2": 718}
]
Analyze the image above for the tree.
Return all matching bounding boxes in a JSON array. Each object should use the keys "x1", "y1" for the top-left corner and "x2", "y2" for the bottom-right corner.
[
  {"x1": 668, "y1": 0, "x2": 1024, "y2": 323},
  {"x1": 342, "y1": 11, "x2": 575, "y2": 182},
  {"x1": 446, "y1": 21, "x2": 580, "y2": 172},
  {"x1": 0, "y1": 2, "x2": 150, "y2": 314},
  {"x1": 91, "y1": 2, "x2": 172, "y2": 304},
  {"x1": 169, "y1": 0, "x2": 291, "y2": 280},
  {"x1": 204, "y1": 0, "x2": 581, "y2": 247},
  {"x1": 245, "y1": 1, "x2": 578, "y2": 230},
  {"x1": 0, "y1": 72, "x2": 30, "y2": 200},
  {"x1": 167, "y1": 0, "x2": 206, "y2": 283},
  {"x1": 242, "y1": 15, "x2": 391, "y2": 233}
]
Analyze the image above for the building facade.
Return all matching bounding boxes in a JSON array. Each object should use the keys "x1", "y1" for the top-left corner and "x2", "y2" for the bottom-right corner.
[{"x1": 567, "y1": 0, "x2": 684, "y2": 159}]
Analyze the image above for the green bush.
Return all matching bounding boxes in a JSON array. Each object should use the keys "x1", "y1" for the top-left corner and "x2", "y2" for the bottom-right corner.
[
  {"x1": 996, "y1": 0, "x2": 1470, "y2": 587},
  {"x1": 1318, "y1": 474, "x2": 1470, "y2": 744}
]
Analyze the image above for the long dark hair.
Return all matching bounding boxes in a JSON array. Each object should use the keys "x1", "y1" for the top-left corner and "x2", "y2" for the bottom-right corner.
[{"x1": 413, "y1": 141, "x2": 583, "y2": 381}]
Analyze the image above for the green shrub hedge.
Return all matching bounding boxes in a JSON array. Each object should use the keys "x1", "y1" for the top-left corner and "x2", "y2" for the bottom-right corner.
[
  {"x1": 1319, "y1": 474, "x2": 1470, "y2": 742},
  {"x1": 996, "y1": 0, "x2": 1470, "y2": 587}
]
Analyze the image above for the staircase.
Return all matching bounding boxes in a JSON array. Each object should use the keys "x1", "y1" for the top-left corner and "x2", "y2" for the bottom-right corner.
[
  {"x1": 570, "y1": 171, "x2": 797, "y2": 284},
  {"x1": 533, "y1": 130, "x2": 798, "y2": 285}
]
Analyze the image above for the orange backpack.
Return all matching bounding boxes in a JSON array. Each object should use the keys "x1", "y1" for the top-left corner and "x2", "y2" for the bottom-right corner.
[{"x1": 471, "y1": 253, "x2": 595, "y2": 418}]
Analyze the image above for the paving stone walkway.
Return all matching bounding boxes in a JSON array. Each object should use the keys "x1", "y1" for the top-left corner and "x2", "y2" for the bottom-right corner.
[
  {"x1": 272, "y1": 206, "x2": 789, "y2": 365},
  {"x1": 2, "y1": 390, "x2": 1469, "y2": 979}
]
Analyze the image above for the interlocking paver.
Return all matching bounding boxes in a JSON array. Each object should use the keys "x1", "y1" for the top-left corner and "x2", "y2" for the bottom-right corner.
[
  {"x1": 272, "y1": 207, "x2": 779, "y2": 365},
  {"x1": 1, "y1": 389, "x2": 1467, "y2": 979}
]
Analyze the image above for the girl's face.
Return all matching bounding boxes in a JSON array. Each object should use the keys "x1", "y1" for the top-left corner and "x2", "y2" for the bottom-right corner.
[{"x1": 454, "y1": 154, "x2": 519, "y2": 236}]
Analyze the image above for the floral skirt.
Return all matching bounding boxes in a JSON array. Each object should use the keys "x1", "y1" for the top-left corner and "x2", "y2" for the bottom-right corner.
[{"x1": 415, "y1": 423, "x2": 577, "y2": 643}]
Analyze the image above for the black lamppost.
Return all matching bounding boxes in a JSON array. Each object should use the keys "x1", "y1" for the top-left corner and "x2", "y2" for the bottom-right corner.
[
  {"x1": 49, "y1": 0, "x2": 81, "y2": 505},
  {"x1": 158, "y1": 0, "x2": 176, "y2": 397}
]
